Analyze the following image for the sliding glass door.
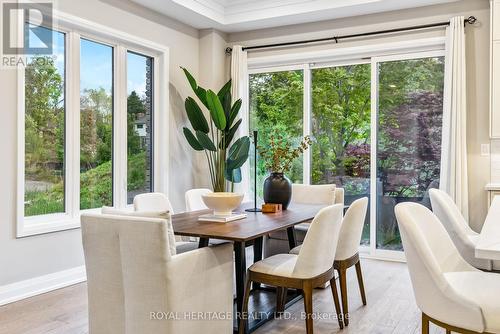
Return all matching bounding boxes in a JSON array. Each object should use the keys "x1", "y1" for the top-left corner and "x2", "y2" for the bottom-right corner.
[
  {"x1": 375, "y1": 56, "x2": 445, "y2": 250},
  {"x1": 248, "y1": 51, "x2": 445, "y2": 257},
  {"x1": 311, "y1": 64, "x2": 371, "y2": 246}
]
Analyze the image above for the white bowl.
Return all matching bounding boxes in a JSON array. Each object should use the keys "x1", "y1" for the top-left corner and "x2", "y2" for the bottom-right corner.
[{"x1": 201, "y1": 192, "x2": 244, "y2": 216}]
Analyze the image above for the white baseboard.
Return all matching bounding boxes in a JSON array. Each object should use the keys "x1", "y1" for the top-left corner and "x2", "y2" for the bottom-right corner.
[{"x1": 0, "y1": 266, "x2": 87, "y2": 306}]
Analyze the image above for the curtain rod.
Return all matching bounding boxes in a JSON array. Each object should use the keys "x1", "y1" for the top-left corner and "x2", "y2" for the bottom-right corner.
[{"x1": 225, "y1": 16, "x2": 477, "y2": 54}]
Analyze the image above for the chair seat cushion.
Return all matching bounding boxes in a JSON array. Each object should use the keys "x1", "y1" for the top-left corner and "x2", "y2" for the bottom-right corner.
[
  {"x1": 249, "y1": 254, "x2": 298, "y2": 278},
  {"x1": 444, "y1": 271, "x2": 500, "y2": 332}
]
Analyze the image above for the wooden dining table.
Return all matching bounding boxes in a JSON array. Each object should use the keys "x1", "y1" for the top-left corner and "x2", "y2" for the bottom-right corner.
[
  {"x1": 171, "y1": 203, "x2": 324, "y2": 333},
  {"x1": 476, "y1": 195, "x2": 500, "y2": 261}
]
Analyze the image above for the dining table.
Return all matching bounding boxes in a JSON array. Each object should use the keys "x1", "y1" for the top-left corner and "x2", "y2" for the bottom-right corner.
[
  {"x1": 476, "y1": 195, "x2": 500, "y2": 261},
  {"x1": 171, "y1": 203, "x2": 325, "y2": 333}
]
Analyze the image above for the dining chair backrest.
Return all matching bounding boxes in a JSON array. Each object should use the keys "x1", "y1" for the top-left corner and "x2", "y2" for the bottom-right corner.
[
  {"x1": 429, "y1": 188, "x2": 475, "y2": 237},
  {"x1": 291, "y1": 184, "x2": 343, "y2": 205},
  {"x1": 428, "y1": 189, "x2": 492, "y2": 269},
  {"x1": 185, "y1": 188, "x2": 211, "y2": 212},
  {"x1": 134, "y1": 192, "x2": 174, "y2": 214},
  {"x1": 81, "y1": 213, "x2": 172, "y2": 334},
  {"x1": 394, "y1": 203, "x2": 483, "y2": 331},
  {"x1": 294, "y1": 204, "x2": 343, "y2": 278},
  {"x1": 335, "y1": 197, "x2": 369, "y2": 261}
]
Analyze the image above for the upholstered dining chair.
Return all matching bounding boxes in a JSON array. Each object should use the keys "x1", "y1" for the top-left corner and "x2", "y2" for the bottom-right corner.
[
  {"x1": 133, "y1": 192, "x2": 198, "y2": 251},
  {"x1": 395, "y1": 202, "x2": 500, "y2": 334},
  {"x1": 81, "y1": 213, "x2": 234, "y2": 334},
  {"x1": 429, "y1": 189, "x2": 500, "y2": 271},
  {"x1": 291, "y1": 197, "x2": 369, "y2": 326},
  {"x1": 265, "y1": 184, "x2": 344, "y2": 257},
  {"x1": 185, "y1": 188, "x2": 211, "y2": 211},
  {"x1": 239, "y1": 204, "x2": 345, "y2": 334}
]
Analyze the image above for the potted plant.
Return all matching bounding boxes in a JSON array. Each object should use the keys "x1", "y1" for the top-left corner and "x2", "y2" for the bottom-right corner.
[
  {"x1": 181, "y1": 68, "x2": 250, "y2": 215},
  {"x1": 258, "y1": 134, "x2": 312, "y2": 209}
]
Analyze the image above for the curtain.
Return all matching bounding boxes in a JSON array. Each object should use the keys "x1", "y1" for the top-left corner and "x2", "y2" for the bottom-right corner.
[
  {"x1": 230, "y1": 45, "x2": 250, "y2": 195},
  {"x1": 440, "y1": 16, "x2": 469, "y2": 221}
]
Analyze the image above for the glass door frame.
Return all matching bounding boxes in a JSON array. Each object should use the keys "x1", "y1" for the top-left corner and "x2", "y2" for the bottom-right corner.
[{"x1": 247, "y1": 48, "x2": 445, "y2": 261}]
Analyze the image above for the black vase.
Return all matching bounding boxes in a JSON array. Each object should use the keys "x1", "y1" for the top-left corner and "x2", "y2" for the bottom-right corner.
[{"x1": 263, "y1": 172, "x2": 292, "y2": 210}]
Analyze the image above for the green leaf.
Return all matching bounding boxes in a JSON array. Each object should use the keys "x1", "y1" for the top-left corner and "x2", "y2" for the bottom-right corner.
[
  {"x1": 195, "y1": 131, "x2": 217, "y2": 151},
  {"x1": 183, "y1": 127, "x2": 204, "y2": 151},
  {"x1": 185, "y1": 97, "x2": 209, "y2": 133},
  {"x1": 228, "y1": 136, "x2": 250, "y2": 161},
  {"x1": 181, "y1": 67, "x2": 198, "y2": 93},
  {"x1": 181, "y1": 67, "x2": 208, "y2": 108},
  {"x1": 224, "y1": 167, "x2": 242, "y2": 183},
  {"x1": 206, "y1": 90, "x2": 226, "y2": 130},
  {"x1": 229, "y1": 99, "x2": 242, "y2": 126},
  {"x1": 226, "y1": 155, "x2": 247, "y2": 171},
  {"x1": 217, "y1": 79, "x2": 232, "y2": 101},
  {"x1": 195, "y1": 86, "x2": 208, "y2": 108},
  {"x1": 224, "y1": 119, "x2": 242, "y2": 148}
]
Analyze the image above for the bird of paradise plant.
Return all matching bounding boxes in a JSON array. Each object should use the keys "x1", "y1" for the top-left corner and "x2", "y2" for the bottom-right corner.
[{"x1": 181, "y1": 67, "x2": 250, "y2": 192}]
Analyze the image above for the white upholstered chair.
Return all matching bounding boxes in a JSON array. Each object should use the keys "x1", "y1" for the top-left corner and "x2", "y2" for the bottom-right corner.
[
  {"x1": 185, "y1": 188, "x2": 211, "y2": 211},
  {"x1": 291, "y1": 197, "x2": 368, "y2": 326},
  {"x1": 395, "y1": 202, "x2": 500, "y2": 334},
  {"x1": 134, "y1": 192, "x2": 174, "y2": 213},
  {"x1": 429, "y1": 189, "x2": 500, "y2": 271},
  {"x1": 265, "y1": 184, "x2": 344, "y2": 257},
  {"x1": 81, "y1": 213, "x2": 234, "y2": 334},
  {"x1": 134, "y1": 192, "x2": 198, "y2": 252},
  {"x1": 240, "y1": 204, "x2": 345, "y2": 334}
]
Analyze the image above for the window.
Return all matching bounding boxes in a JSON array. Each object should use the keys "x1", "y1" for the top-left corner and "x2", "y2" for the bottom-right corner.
[
  {"x1": 18, "y1": 15, "x2": 168, "y2": 237},
  {"x1": 24, "y1": 26, "x2": 66, "y2": 217},
  {"x1": 249, "y1": 49, "x2": 445, "y2": 257},
  {"x1": 249, "y1": 70, "x2": 304, "y2": 199},
  {"x1": 127, "y1": 52, "x2": 153, "y2": 204},
  {"x1": 311, "y1": 64, "x2": 371, "y2": 245},
  {"x1": 80, "y1": 39, "x2": 114, "y2": 210},
  {"x1": 376, "y1": 57, "x2": 444, "y2": 250}
]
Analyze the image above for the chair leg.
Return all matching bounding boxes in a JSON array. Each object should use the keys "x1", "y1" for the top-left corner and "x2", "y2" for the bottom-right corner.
[
  {"x1": 446, "y1": 330, "x2": 451, "y2": 334},
  {"x1": 338, "y1": 268, "x2": 349, "y2": 326},
  {"x1": 303, "y1": 284, "x2": 314, "y2": 334},
  {"x1": 329, "y1": 278, "x2": 344, "y2": 330},
  {"x1": 276, "y1": 287, "x2": 287, "y2": 315},
  {"x1": 421, "y1": 313, "x2": 430, "y2": 334},
  {"x1": 238, "y1": 276, "x2": 252, "y2": 334},
  {"x1": 355, "y1": 260, "x2": 367, "y2": 306}
]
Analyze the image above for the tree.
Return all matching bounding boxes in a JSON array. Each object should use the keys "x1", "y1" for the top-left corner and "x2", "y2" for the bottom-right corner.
[
  {"x1": 25, "y1": 56, "x2": 64, "y2": 181},
  {"x1": 127, "y1": 90, "x2": 143, "y2": 155}
]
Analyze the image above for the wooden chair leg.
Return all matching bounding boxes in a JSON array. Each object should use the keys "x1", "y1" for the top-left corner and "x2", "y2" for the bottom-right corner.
[
  {"x1": 238, "y1": 276, "x2": 252, "y2": 334},
  {"x1": 329, "y1": 278, "x2": 344, "y2": 330},
  {"x1": 276, "y1": 287, "x2": 287, "y2": 315},
  {"x1": 446, "y1": 331, "x2": 451, "y2": 334},
  {"x1": 338, "y1": 268, "x2": 349, "y2": 326},
  {"x1": 303, "y1": 284, "x2": 314, "y2": 334},
  {"x1": 421, "y1": 313, "x2": 430, "y2": 334},
  {"x1": 355, "y1": 260, "x2": 367, "y2": 306}
]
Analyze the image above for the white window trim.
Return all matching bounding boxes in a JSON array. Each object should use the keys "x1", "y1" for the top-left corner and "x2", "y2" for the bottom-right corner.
[
  {"x1": 17, "y1": 9, "x2": 169, "y2": 237},
  {"x1": 247, "y1": 38, "x2": 445, "y2": 261}
]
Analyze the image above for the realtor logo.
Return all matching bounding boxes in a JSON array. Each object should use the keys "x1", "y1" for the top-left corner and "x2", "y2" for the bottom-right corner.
[{"x1": 2, "y1": 2, "x2": 53, "y2": 57}]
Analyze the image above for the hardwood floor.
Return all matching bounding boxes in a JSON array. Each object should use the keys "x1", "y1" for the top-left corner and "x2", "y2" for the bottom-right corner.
[{"x1": 0, "y1": 259, "x2": 445, "y2": 334}]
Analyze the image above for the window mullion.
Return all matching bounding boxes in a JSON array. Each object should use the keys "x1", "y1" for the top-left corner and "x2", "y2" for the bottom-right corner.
[
  {"x1": 303, "y1": 64, "x2": 311, "y2": 185},
  {"x1": 114, "y1": 46, "x2": 128, "y2": 208},
  {"x1": 67, "y1": 31, "x2": 81, "y2": 219}
]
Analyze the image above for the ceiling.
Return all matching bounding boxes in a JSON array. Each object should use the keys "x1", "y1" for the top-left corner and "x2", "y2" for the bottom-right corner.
[{"x1": 130, "y1": 0, "x2": 461, "y2": 32}]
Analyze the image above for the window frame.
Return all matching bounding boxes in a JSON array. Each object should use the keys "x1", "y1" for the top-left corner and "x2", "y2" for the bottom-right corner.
[
  {"x1": 17, "y1": 10, "x2": 169, "y2": 237},
  {"x1": 247, "y1": 39, "x2": 446, "y2": 261}
]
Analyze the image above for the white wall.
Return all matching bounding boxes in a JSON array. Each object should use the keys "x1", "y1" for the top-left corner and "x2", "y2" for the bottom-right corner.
[
  {"x1": 0, "y1": 0, "x2": 200, "y2": 286},
  {"x1": 228, "y1": 0, "x2": 491, "y2": 232}
]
